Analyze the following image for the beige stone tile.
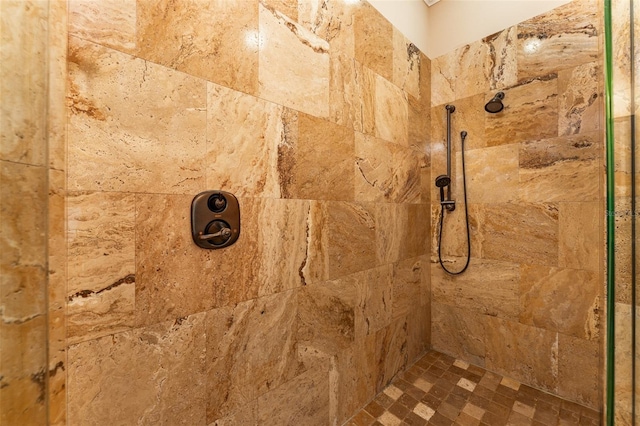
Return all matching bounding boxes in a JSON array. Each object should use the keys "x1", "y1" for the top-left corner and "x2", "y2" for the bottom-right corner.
[
  {"x1": 407, "y1": 304, "x2": 430, "y2": 362},
  {"x1": 611, "y1": 0, "x2": 634, "y2": 118},
  {"x1": 67, "y1": 312, "x2": 207, "y2": 425},
  {"x1": 483, "y1": 26, "x2": 518, "y2": 91},
  {"x1": 517, "y1": 0, "x2": 599, "y2": 80},
  {"x1": 485, "y1": 75, "x2": 558, "y2": 147},
  {"x1": 391, "y1": 257, "x2": 427, "y2": 320},
  {"x1": 48, "y1": 0, "x2": 69, "y2": 172},
  {"x1": 558, "y1": 202, "x2": 600, "y2": 272},
  {"x1": 375, "y1": 74, "x2": 409, "y2": 146},
  {"x1": 257, "y1": 368, "x2": 330, "y2": 425},
  {"x1": 431, "y1": 203, "x2": 483, "y2": 260},
  {"x1": 431, "y1": 302, "x2": 486, "y2": 367},
  {"x1": 392, "y1": 29, "x2": 420, "y2": 99},
  {"x1": 614, "y1": 303, "x2": 633, "y2": 425},
  {"x1": 136, "y1": 0, "x2": 258, "y2": 94},
  {"x1": 375, "y1": 317, "x2": 410, "y2": 391},
  {"x1": 47, "y1": 310, "x2": 67, "y2": 426},
  {"x1": 519, "y1": 264, "x2": 600, "y2": 340},
  {"x1": 432, "y1": 258, "x2": 520, "y2": 320},
  {"x1": 0, "y1": 162, "x2": 47, "y2": 319},
  {"x1": 557, "y1": 334, "x2": 599, "y2": 409},
  {"x1": 354, "y1": 2, "x2": 393, "y2": 82},
  {"x1": 466, "y1": 144, "x2": 519, "y2": 204},
  {"x1": 613, "y1": 116, "x2": 633, "y2": 198},
  {"x1": 481, "y1": 202, "x2": 558, "y2": 265},
  {"x1": 484, "y1": 316, "x2": 558, "y2": 393},
  {"x1": 431, "y1": 53, "x2": 457, "y2": 107},
  {"x1": 297, "y1": 279, "x2": 358, "y2": 355},
  {"x1": 67, "y1": 37, "x2": 207, "y2": 194},
  {"x1": 206, "y1": 83, "x2": 284, "y2": 198},
  {"x1": 67, "y1": 192, "x2": 135, "y2": 344},
  {"x1": 613, "y1": 198, "x2": 633, "y2": 304},
  {"x1": 0, "y1": 315, "x2": 48, "y2": 417},
  {"x1": 279, "y1": 112, "x2": 355, "y2": 201},
  {"x1": 0, "y1": 0, "x2": 48, "y2": 165},
  {"x1": 409, "y1": 93, "x2": 430, "y2": 154},
  {"x1": 298, "y1": 0, "x2": 357, "y2": 58},
  {"x1": 208, "y1": 401, "x2": 257, "y2": 426},
  {"x1": 327, "y1": 202, "x2": 377, "y2": 279},
  {"x1": 329, "y1": 53, "x2": 376, "y2": 134},
  {"x1": 558, "y1": 62, "x2": 602, "y2": 136},
  {"x1": 455, "y1": 41, "x2": 490, "y2": 99},
  {"x1": 355, "y1": 133, "x2": 424, "y2": 204},
  {"x1": 330, "y1": 335, "x2": 378, "y2": 424},
  {"x1": 261, "y1": 0, "x2": 298, "y2": 21},
  {"x1": 379, "y1": 411, "x2": 402, "y2": 426},
  {"x1": 68, "y1": 0, "x2": 136, "y2": 53},
  {"x1": 519, "y1": 132, "x2": 600, "y2": 203},
  {"x1": 258, "y1": 3, "x2": 330, "y2": 117},
  {"x1": 206, "y1": 291, "x2": 302, "y2": 420}
]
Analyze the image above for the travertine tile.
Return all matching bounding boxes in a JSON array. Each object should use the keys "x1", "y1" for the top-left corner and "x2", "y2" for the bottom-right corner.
[
  {"x1": 614, "y1": 303, "x2": 633, "y2": 425},
  {"x1": 392, "y1": 29, "x2": 420, "y2": 99},
  {"x1": 406, "y1": 304, "x2": 430, "y2": 362},
  {"x1": 258, "y1": 3, "x2": 330, "y2": 117},
  {"x1": 327, "y1": 202, "x2": 377, "y2": 279},
  {"x1": 431, "y1": 302, "x2": 486, "y2": 367},
  {"x1": 257, "y1": 368, "x2": 330, "y2": 425},
  {"x1": 455, "y1": 41, "x2": 490, "y2": 99},
  {"x1": 0, "y1": 0, "x2": 48, "y2": 165},
  {"x1": 409, "y1": 93, "x2": 430, "y2": 154},
  {"x1": 68, "y1": 0, "x2": 136, "y2": 53},
  {"x1": 558, "y1": 62, "x2": 602, "y2": 135},
  {"x1": 485, "y1": 75, "x2": 558, "y2": 147},
  {"x1": 0, "y1": 315, "x2": 48, "y2": 425},
  {"x1": 67, "y1": 192, "x2": 135, "y2": 344},
  {"x1": 431, "y1": 53, "x2": 456, "y2": 107},
  {"x1": 355, "y1": 133, "x2": 424, "y2": 204},
  {"x1": 354, "y1": 2, "x2": 393, "y2": 82},
  {"x1": 206, "y1": 291, "x2": 302, "y2": 420},
  {"x1": 329, "y1": 53, "x2": 376, "y2": 134},
  {"x1": 279, "y1": 112, "x2": 355, "y2": 201},
  {"x1": 206, "y1": 83, "x2": 284, "y2": 198},
  {"x1": 483, "y1": 26, "x2": 518, "y2": 91},
  {"x1": 67, "y1": 37, "x2": 207, "y2": 194},
  {"x1": 611, "y1": 0, "x2": 634, "y2": 117},
  {"x1": 484, "y1": 317, "x2": 558, "y2": 393},
  {"x1": 261, "y1": 0, "x2": 298, "y2": 21},
  {"x1": 136, "y1": 0, "x2": 258, "y2": 94},
  {"x1": 68, "y1": 312, "x2": 207, "y2": 425},
  {"x1": 392, "y1": 257, "x2": 426, "y2": 320},
  {"x1": 481, "y1": 202, "x2": 558, "y2": 265},
  {"x1": 298, "y1": 0, "x2": 357, "y2": 57},
  {"x1": 330, "y1": 335, "x2": 378, "y2": 424},
  {"x1": 208, "y1": 401, "x2": 257, "y2": 426},
  {"x1": 613, "y1": 116, "x2": 633, "y2": 197},
  {"x1": 519, "y1": 132, "x2": 600, "y2": 203},
  {"x1": 517, "y1": 0, "x2": 599, "y2": 80},
  {"x1": 432, "y1": 258, "x2": 520, "y2": 320},
  {"x1": 557, "y1": 334, "x2": 599, "y2": 408},
  {"x1": 375, "y1": 74, "x2": 409, "y2": 146},
  {"x1": 431, "y1": 203, "x2": 483, "y2": 260},
  {"x1": 519, "y1": 264, "x2": 599, "y2": 339},
  {"x1": 466, "y1": 144, "x2": 519, "y2": 204},
  {"x1": 375, "y1": 317, "x2": 410, "y2": 392},
  {"x1": 558, "y1": 202, "x2": 599, "y2": 271}
]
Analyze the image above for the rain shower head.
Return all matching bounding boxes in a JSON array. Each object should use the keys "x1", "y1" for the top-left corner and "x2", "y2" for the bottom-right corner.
[
  {"x1": 435, "y1": 175, "x2": 451, "y2": 188},
  {"x1": 485, "y1": 92, "x2": 505, "y2": 113}
]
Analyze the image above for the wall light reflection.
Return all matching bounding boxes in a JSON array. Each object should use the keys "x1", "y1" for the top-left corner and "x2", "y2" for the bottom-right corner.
[{"x1": 245, "y1": 30, "x2": 265, "y2": 50}]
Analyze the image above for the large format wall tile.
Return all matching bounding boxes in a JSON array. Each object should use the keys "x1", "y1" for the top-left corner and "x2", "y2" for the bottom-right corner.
[
  {"x1": 558, "y1": 201, "x2": 599, "y2": 271},
  {"x1": 67, "y1": 37, "x2": 207, "y2": 194},
  {"x1": 558, "y1": 62, "x2": 601, "y2": 136},
  {"x1": 466, "y1": 144, "x2": 519, "y2": 204},
  {"x1": 354, "y1": 2, "x2": 393, "y2": 83},
  {"x1": 392, "y1": 29, "x2": 420, "y2": 99},
  {"x1": 258, "y1": 3, "x2": 330, "y2": 118},
  {"x1": 431, "y1": 302, "x2": 486, "y2": 367},
  {"x1": 375, "y1": 74, "x2": 409, "y2": 146},
  {"x1": 68, "y1": 0, "x2": 136, "y2": 54},
  {"x1": 206, "y1": 291, "x2": 302, "y2": 421},
  {"x1": 519, "y1": 264, "x2": 600, "y2": 340},
  {"x1": 67, "y1": 192, "x2": 135, "y2": 344},
  {"x1": 68, "y1": 312, "x2": 207, "y2": 426},
  {"x1": 136, "y1": 0, "x2": 259, "y2": 95},
  {"x1": 279, "y1": 113, "x2": 355, "y2": 201},
  {"x1": 483, "y1": 27, "x2": 518, "y2": 91},
  {"x1": 557, "y1": 333, "x2": 600, "y2": 407},
  {"x1": 516, "y1": 0, "x2": 599, "y2": 80},
  {"x1": 206, "y1": 83, "x2": 284, "y2": 198},
  {"x1": 519, "y1": 132, "x2": 600, "y2": 203}
]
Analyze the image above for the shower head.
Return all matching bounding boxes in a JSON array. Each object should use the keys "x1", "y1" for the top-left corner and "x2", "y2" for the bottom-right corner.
[
  {"x1": 435, "y1": 174, "x2": 451, "y2": 188},
  {"x1": 485, "y1": 92, "x2": 505, "y2": 113}
]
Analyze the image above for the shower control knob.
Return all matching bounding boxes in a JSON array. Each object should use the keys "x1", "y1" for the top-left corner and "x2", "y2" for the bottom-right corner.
[
  {"x1": 201, "y1": 220, "x2": 232, "y2": 245},
  {"x1": 191, "y1": 190, "x2": 240, "y2": 250},
  {"x1": 208, "y1": 193, "x2": 227, "y2": 213}
]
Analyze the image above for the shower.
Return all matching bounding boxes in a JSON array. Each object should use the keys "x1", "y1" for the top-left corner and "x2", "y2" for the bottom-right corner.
[
  {"x1": 485, "y1": 91, "x2": 505, "y2": 113},
  {"x1": 434, "y1": 105, "x2": 471, "y2": 275}
]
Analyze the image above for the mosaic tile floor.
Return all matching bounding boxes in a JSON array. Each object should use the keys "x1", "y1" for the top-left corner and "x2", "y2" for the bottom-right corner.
[{"x1": 347, "y1": 350, "x2": 600, "y2": 426}]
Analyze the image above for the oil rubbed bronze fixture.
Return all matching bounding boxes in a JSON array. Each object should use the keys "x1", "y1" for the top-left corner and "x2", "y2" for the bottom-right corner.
[
  {"x1": 434, "y1": 105, "x2": 471, "y2": 275},
  {"x1": 191, "y1": 190, "x2": 240, "y2": 249}
]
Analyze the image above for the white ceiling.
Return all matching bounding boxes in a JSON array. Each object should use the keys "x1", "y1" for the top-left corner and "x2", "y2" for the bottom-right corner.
[{"x1": 369, "y1": 0, "x2": 571, "y2": 58}]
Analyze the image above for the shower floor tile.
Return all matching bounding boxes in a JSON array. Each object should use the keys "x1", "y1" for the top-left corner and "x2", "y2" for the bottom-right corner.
[{"x1": 345, "y1": 350, "x2": 600, "y2": 426}]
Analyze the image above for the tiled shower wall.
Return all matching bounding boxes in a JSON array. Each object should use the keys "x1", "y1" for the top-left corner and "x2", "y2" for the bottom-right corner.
[
  {"x1": 429, "y1": 0, "x2": 604, "y2": 410},
  {"x1": 611, "y1": 0, "x2": 639, "y2": 423},
  {"x1": 64, "y1": 0, "x2": 431, "y2": 424}
]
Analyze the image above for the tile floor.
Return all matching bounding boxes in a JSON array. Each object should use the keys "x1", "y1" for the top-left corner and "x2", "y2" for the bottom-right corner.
[{"x1": 346, "y1": 350, "x2": 600, "y2": 426}]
